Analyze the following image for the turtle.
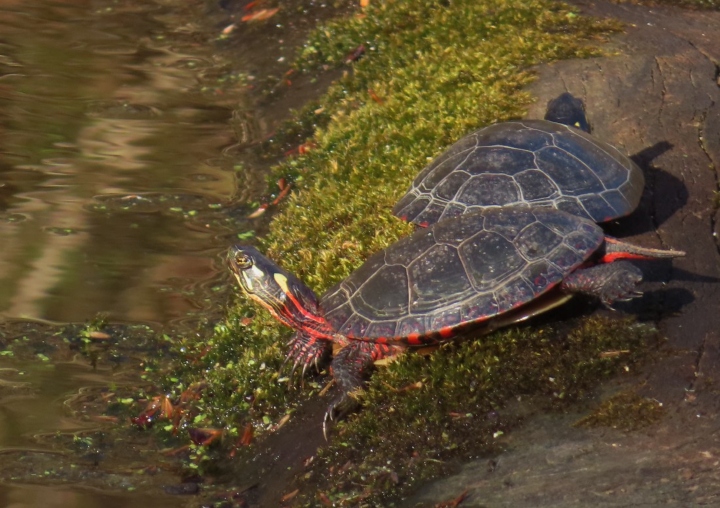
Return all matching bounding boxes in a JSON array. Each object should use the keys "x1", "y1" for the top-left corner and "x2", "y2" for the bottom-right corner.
[
  {"x1": 543, "y1": 91, "x2": 591, "y2": 133},
  {"x1": 393, "y1": 92, "x2": 645, "y2": 226},
  {"x1": 229, "y1": 207, "x2": 684, "y2": 424}
]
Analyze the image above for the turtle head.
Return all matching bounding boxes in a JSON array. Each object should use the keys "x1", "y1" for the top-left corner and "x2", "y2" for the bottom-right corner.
[
  {"x1": 544, "y1": 92, "x2": 591, "y2": 133},
  {"x1": 228, "y1": 245, "x2": 325, "y2": 331}
]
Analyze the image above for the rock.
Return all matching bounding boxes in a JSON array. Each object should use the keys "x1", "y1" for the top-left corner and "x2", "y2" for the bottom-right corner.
[{"x1": 405, "y1": 2, "x2": 720, "y2": 506}]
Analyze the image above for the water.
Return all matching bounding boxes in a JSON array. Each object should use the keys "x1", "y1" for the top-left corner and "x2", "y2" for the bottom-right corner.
[
  {"x1": 0, "y1": 0, "x2": 339, "y2": 503},
  {"x1": 0, "y1": 357, "x2": 182, "y2": 507},
  {"x1": 0, "y1": 483, "x2": 182, "y2": 508},
  {"x1": 0, "y1": 0, "x2": 254, "y2": 326}
]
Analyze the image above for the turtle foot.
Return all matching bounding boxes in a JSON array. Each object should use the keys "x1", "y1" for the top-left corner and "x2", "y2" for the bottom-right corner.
[
  {"x1": 321, "y1": 341, "x2": 404, "y2": 438},
  {"x1": 323, "y1": 392, "x2": 361, "y2": 440},
  {"x1": 320, "y1": 342, "x2": 377, "y2": 438},
  {"x1": 282, "y1": 331, "x2": 332, "y2": 383},
  {"x1": 562, "y1": 260, "x2": 643, "y2": 307}
]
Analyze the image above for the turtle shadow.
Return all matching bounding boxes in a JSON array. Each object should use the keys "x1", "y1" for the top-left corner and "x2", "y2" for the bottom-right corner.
[
  {"x1": 640, "y1": 265, "x2": 720, "y2": 285},
  {"x1": 628, "y1": 287, "x2": 696, "y2": 320},
  {"x1": 607, "y1": 140, "x2": 688, "y2": 237},
  {"x1": 620, "y1": 263, "x2": 708, "y2": 316},
  {"x1": 631, "y1": 140, "x2": 674, "y2": 170},
  {"x1": 561, "y1": 286, "x2": 694, "y2": 321}
]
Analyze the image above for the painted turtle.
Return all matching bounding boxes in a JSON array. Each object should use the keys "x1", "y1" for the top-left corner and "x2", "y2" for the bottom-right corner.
[
  {"x1": 229, "y1": 207, "x2": 683, "y2": 423},
  {"x1": 393, "y1": 93, "x2": 644, "y2": 226}
]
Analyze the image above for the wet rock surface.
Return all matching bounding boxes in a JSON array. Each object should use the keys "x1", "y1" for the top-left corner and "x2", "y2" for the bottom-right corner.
[{"x1": 407, "y1": 2, "x2": 720, "y2": 506}]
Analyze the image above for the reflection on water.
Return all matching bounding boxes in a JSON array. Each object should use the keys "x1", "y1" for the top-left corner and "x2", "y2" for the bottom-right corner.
[
  {"x1": 0, "y1": 484, "x2": 182, "y2": 508},
  {"x1": 0, "y1": 0, "x2": 255, "y2": 325},
  {"x1": 0, "y1": 0, "x2": 327, "y2": 503},
  {"x1": 0, "y1": 360, "x2": 102, "y2": 449},
  {"x1": 0, "y1": 355, "x2": 187, "y2": 505}
]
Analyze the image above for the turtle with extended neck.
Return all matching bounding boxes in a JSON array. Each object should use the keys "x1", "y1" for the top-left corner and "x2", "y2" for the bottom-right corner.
[{"x1": 229, "y1": 208, "x2": 683, "y2": 426}]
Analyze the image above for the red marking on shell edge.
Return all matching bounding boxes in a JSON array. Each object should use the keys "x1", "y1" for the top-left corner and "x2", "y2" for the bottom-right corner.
[
  {"x1": 601, "y1": 252, "x2": 653, "y2": 263},
  {"x1": 439, "y1": 326, "x2": 454, "y2": 339},
  {"x1": 419, "y1": 221, "x2": 429, "y2": 228},
  {"x1": 406, "y1": 332, "x2": 421, "y2": 345}
]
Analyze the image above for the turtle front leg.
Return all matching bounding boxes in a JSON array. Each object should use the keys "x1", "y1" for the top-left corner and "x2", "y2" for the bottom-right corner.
[
  {"x1": 561, "y1": 260, "x2": 643, "y2": 308},
  {"x1": 283, "y1": 330, "x2": 332, "y2": 380},
  {"x1": 325, "y1": 341, "x2": 404, "y2": 423}
]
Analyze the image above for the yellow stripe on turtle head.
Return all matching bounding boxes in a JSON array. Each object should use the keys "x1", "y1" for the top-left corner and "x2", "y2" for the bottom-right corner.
[
  {"x1": 232, "y1": 272, "x2": 243, "y2": 286},
  {"x1": 274, "y1": 272, "x2": 291, "y2": 296},
  {"x1": 234, "y1": 271, "x2": 252, "y2": 291}
]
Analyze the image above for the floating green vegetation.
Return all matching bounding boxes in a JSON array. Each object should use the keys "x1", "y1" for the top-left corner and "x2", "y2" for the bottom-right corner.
[
  {"x1": 574, "y1": 390, "x2": 665, "y2": 431},
  {"x1": 294, "y1": 316, "x2": 657, "y2": 505},
  {"x1": 155, "y1": 0, "x2": 641, "y2": 487}
]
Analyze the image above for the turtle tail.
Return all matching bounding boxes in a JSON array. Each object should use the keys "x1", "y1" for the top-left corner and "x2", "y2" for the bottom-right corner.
[{"x1": 602, "y1": 236, "x2": 685, "y2": 262}]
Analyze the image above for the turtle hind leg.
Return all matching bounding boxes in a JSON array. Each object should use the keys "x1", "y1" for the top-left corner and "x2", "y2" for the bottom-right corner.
[
  {"x1": 325, "y1": 341, "x2": 404, "y2": 424},
  {"x1": 561, "y1": 260, "x2": 643, "y2": 308},
  {"x1": 283, "y1": 330, "x2": 332, "y2": 382}
]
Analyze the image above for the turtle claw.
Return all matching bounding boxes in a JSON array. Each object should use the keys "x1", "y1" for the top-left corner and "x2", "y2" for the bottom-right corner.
[
  {"x1": 322, "y1": 411, "x2": 333, "y2": 441},
  {"x1": 288, "y1": 360, "x2": 300, "y2": 379},
  {"x1": 324, "y1": 392, "x2": 357, "y2": 421},
  {"x1": 322, "y1": 397, "x2": 344, "y2": 441},
  {"x1": 281, "y1": 331, "x2": 331, "y2": 383},
  {"x1": 602, "y1": 288, "x2": 644, "y2": 309}
]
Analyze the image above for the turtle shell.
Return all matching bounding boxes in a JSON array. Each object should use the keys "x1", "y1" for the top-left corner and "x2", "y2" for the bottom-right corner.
[
  {"x1": 320, "y1": 207, "x2": 603, "y2": 344},
  {"x1": 393, "y1": 120, "x2": 644, "y2": 226}
]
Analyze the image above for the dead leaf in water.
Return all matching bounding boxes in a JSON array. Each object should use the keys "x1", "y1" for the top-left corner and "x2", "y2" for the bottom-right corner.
[
  {"x1": 239, "y1": 422, "x2": 254, "y2": 446},
  {"x1": 281, "y1": 489, "x2": 299, "y2": 502},
  {"x1": 90, "y1": 415, "x2": 119, "y2": 423},
  {"x1": 88, "y1": 331, "x2": 111, "y2": 340},
  {"x1": 271, "y1": 182, "x2": 291, "y2": 205},
  {"x1": 248, "y1": 204, "x2": 268, "y2": 218},
  {"x1": 242, "y1": 8, "x2": 279, "y2": 22},
  {"x1": 435, "y1": 489, "x2": 468, "y2": 508},
  {"x1": 188, "y1": 427, "x2": 223, "y2": 446},
  {"x1": 274, "y1": 413, "x2": 291, "y2": 431}
]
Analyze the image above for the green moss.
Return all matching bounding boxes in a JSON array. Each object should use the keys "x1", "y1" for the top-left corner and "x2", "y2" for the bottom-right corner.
[
  {"x1": 295, "y1": 316, "x2": 657, "y2": 505},
  {"x1": 574, "y1": 390, "x2": 665, "y2": 431},
  {"x1": 263, "y1": 2, "x2": 619, "y2": 293}
]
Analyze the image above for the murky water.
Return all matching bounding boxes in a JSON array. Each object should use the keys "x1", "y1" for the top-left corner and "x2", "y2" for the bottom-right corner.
[
  {"x1": 0, "y1": 483, "x2": 182, "y2": 508},
  {"x1": 0, "y1": 0, "x2": 256, "y2": 326},
  {"x1": 0, "y1": 0, "x2": 338, "y2": 504},
  {"x1": 0, "y1": 356, "x2": 181, "y2": 507}
]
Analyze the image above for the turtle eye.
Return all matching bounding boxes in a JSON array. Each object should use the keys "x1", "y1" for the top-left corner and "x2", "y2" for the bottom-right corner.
[{"x1": 234, "y1": 252, "x2": 253, "y2": 269}]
